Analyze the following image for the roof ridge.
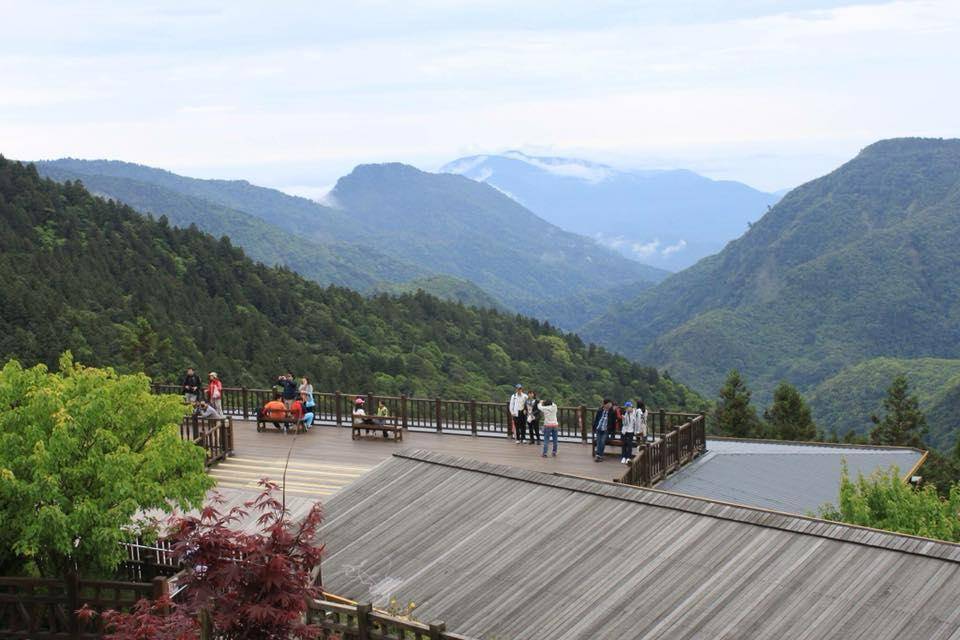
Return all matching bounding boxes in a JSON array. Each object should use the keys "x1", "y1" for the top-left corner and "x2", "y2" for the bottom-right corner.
[{"x1": 392, "y1": 449, "x2": 960, "y2": 564}]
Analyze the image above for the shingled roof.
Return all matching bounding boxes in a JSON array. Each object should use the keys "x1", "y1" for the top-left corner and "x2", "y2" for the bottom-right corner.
[
  {"x1": 657, "y1": 438, "x2": 926, "y2": 514},
  {"x1": 320, "y1": 450, "x2": 960, "y2": 640}
]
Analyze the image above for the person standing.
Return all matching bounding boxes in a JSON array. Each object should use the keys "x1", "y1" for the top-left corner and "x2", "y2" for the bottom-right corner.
[
  {"x1": 207, "y1": 372, "x2": 223, "y2": 414},
  {"x1": 621, "y1": 401, "x2": 638, "y2": 464},
  {"x1": 279, "y1": 373, "x2": 298, "y2": 409},
  {"x1": 636, "y1": 400, "x2": 648, "y2": 444},
  {"x1": 593, "y1": 399, "x2": 614, "y2": 461},
  {"x1": 525, "y1": 390, "x2": 542, "y2": 445},
  {"x1": 509, "y1": 384, "x2": 528, "y2": 444},
  {"x1": 299, "y1": 376, "x2": 314, "y2": 406},
  {"x1": 540, "y1": 399, "x2": 559, "y2": 457},
  {"x1": 181, "y1": 367, "x2": 202, "y2": 404}
]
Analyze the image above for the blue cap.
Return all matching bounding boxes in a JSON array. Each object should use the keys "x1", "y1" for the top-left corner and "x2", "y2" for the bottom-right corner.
[
  {"x1": 515, "y1": 383, "x2": 523, "y2": 389},
  {"x1": 624, "y1": 401, "x2": 633, "y2": 407}
]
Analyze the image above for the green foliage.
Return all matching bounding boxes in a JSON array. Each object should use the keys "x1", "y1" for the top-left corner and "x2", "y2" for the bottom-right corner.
[
  {"x1": 0, "y1": 354, "x2": 211, "y2": 577},
  {"x1": 583, "y1": 138, "x2": 960, "y2": 449},
  {"x1": 809, "y1": 357, "x2": 960, "y2": 449},
  {"x1": 818, "y1": 462, "x2": 960, "y2": 542},
  {"x1": 869, "y1": 375, "x2": 928, "y2": 448},
  {"x1": 712, "y1": 370, "x2": 761, "y2": 438},
  {"x1": 374, "y1": 275, "x2": 507, "y2": 311},
  {"x1": 763, "y1": 382, "x2": 817, "y2": 441},
  {"x1": 0, "y1": 157, "x2": 704, "y2": 410}
]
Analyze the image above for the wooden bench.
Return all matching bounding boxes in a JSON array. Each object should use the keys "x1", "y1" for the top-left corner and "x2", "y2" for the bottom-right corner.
[
  {"x1": 351, "y1": 415, "x2": 403, "y2": 442},
  {"x1": 591, "y1": 431, "x2": 653, "y2": 456},
  {"x1": 257, "y1": 409, "x2": 307, "y2": 434}
]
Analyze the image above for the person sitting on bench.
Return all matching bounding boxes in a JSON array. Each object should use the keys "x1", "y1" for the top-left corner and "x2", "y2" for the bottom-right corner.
[
  {"x1": 262, "y1": 393, "x2": 289, "y2": 431},
  {"x1": 353, "y1": 397, "x2": 377, "y2": 436}
]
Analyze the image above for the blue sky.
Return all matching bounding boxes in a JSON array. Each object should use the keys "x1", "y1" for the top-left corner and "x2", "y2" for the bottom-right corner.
[{"x1": 1, "y1": 0, "x2": 958, "y2": 194}]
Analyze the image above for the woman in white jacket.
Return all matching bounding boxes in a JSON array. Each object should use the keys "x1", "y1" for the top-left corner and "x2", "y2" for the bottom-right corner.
[
  {"x1": 621, "y1": 400, "x2": 647, "y2": 464},
  {"x1": 539, "y1": 399, "x2": 560, "y2": 457}
]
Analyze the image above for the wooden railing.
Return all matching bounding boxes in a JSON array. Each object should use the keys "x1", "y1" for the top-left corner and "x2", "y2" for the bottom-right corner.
[
  {"x1": 178, "y1": 415, "x2": 233, "y2": 468},
  {"x1": 0, "y1": 574, "x2": 168, "y2": 639},
  {"x1": 154, "y1": 384, "x2": 701, "y2": 444},
  {"x1": 307, "y1": 598, "x2": 474, "y2": 640},
  {"x1": 618, "y1": 414, "x2": 707, "y2": 487}
]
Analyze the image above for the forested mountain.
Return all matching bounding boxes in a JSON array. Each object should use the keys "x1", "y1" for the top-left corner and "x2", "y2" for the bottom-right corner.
[
  {"x1": 373, "y1": 275, "x2": 506, "y2": 311},
  {"x1": 582, "y1": 138, "x2": 960, "y2": 427},
  {"x1": 35, "y1": 159, "x2": 666, "y2": 329},
  {"x1": 0, "y1": 156, "x2": 702, "y2": 408},
  {"x1": 328, "y1": 163, "x2": 668, "y2": 326},
  {"x1": 808, "y1": 358, "x2": 960, "y2": 448},
  {"x1": 442, "y1": 152, "x2": 780, "y2": 270},
  {"x1": 35, "y1": 164, "x2": 427, "y2": 290}
]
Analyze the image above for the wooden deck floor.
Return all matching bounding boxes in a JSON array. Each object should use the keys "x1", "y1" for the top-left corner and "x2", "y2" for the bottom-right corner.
[{"x1": 214, "y1": 421, "x2": 626, "y2": 499}]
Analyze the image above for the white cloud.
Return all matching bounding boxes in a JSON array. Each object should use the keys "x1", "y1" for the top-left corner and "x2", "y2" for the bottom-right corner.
[
  {"x1": 502, "y1": 151, "x2": 615, "y2": 183},
  {"x1": 631, "y1": 240, "x2": 661, "y2": 258},
  {"x1": 662, "y1": 239, "x2": 688, "y2": 256}
]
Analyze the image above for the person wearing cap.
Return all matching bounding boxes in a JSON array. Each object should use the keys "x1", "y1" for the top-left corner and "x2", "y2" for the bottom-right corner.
[
  {"x1": 621, "y1": 400, "x2": 638, "y2": 464},
  {"x1": 207, "y1": 372, "x2": 223, "y2": 414},
  {"x1": 508, "y1": 384, "x2": 528, "y2": 444},
  {"x1": 353, "y1": 396, "x2": 376, "y2": 436}
]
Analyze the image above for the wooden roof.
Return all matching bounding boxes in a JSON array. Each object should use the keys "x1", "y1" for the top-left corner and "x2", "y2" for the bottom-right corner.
[{"x1": 320, "y1": 450, "x2": 960, "y2": 640}]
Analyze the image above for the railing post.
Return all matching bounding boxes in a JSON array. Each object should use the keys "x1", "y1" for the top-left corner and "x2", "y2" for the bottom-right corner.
[
  {"x1": 366, "y1": 391, "x2": 374, "y2": 410},
  {"x1": 66, "y1": 571, "x2": 80, "y2": 637},
  {"x1": 699, "y1": 412, "x2": 707, "y2": 452},
  {"x1": 470, "y1": 400, "x2": 477, "y2": 436},
  {"x1": 579, "y1": 405, "x2": 587, "y2": 443},
  {"x1": 241, "y1": 386, "x2": 249, "y2": 420},
  {"x1": 191, "y1": 415, "x2": 200, "y2": 440},
  {"x1": 429, "y1": 621, "x2": 446, "y2": 640},
  {"x1": 401, "y1": 394, "x2": 408, "y2": 429},
  {"x1": 659, "y1": 408, "x2": 666, "y2": 439},
  {"x1": 356, "y1": 602, "x2": 372, "y2": 640},
  {"x1": 335, "y1": 391, "x2": 342, "y2": 427},
  {"x1": 435, "y1": 398, "x2": 442, "y2": 432}
]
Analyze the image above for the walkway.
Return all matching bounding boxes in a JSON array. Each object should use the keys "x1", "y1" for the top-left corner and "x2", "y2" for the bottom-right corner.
[{"x1": 214, "y1": 420, "x2": 626, "y2": 498}]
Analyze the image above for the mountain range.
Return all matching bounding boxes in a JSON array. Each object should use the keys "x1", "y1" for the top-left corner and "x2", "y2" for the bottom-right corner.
[
  {"x1": 442, "y1": 151, "x2": 781, "y2": 270},
  {"x1": 582, "y1": 138, "x2": 960, "y2": 445},
  {"x1": 35, "y1": 159, "x2": 666, "y2": 328},
  {"x1": 0, "y1": 155, "x2": 702, "y2": 408}
]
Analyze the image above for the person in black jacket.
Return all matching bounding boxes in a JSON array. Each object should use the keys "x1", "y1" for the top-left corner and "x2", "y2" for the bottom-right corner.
[
  {"x1": 182, "y1": 368, "x2": 202, "y2": 403},
  {"x1": 593, "y1": 399, "x2": 615, "y2": 461},
  {"x1": 278, "y1": 372, "x2": 299, "y2": 409}
]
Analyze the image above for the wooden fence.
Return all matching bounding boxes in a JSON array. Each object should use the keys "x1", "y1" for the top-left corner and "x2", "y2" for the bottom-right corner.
[
  {"x1": 0, "y1": 574, "x2": 168, "y2": 639},
  {"x1": 179, "y1": 415, "x2": 234, "y2": 468},
  {"x1": 154, "y1": 384, "x2": 702, "y2": 443},
  {"x1": 618, "y1": 414, "x2": 707, "y2": 487},
  {"x1": 307, "y1": 598, "x2": 474, "y2": 640}
]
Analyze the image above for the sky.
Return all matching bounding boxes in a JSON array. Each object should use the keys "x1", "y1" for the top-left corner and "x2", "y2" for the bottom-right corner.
[{"x1": 1, "y1": 0, "x2": 958, "y2": 195}]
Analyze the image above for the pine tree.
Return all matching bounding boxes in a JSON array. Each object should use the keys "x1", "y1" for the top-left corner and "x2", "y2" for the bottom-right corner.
[
  {"x1": 713, "y1": 370, "x2": 762, "y2": 438},
  {"x1": 764, "y1": 382, "x2": 817, "y2": 441},
  {"x1": 869, "y1": 375, "x2": 928, "y2": 448}
]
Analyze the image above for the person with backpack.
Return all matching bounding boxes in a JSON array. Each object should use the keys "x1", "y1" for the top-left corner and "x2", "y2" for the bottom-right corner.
[
  {"x1": 593, "y1": 399, "x2": 615, "y2": 461},
  {"x1": 539, "y1": 399, "x2": 559, "y2": 457},
  {"x1": 525, "y1": 390, "x2": 542, "y2": 445},
  {"x1": 181, "y1": 368, "x2": 202, "y2": 404},
  {"x1": 508, "y1": 384, "x2": 528, "y2": 444}
]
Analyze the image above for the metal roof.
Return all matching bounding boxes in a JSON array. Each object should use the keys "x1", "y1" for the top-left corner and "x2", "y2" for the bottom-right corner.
[
  {"x1": 657, "y1": 438, "x2": 925, "y2": 515},
  {"x1": 319, "y1": 450, "x2": 960, "y2": 640}
]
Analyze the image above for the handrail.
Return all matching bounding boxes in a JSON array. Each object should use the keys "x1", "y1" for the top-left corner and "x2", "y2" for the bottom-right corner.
[
  {"x1": 617, "y1": 414, "x2": 707, "y2": 487},
  {"x1": 154, "y1": 383, "x2": 702, "y2": 443},
  {"x1": 308, "y1": 598, "x2": 476, "y2": 640}
]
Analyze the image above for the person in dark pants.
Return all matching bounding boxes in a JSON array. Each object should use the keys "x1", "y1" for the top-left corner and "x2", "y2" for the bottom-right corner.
[
  {"x1": 620, "y1": 400, "x2": 638, "y2": 464},
  {"x1": 509, "y1": 384, "x2": 528, "y2": 444},
  {"x1": 593, "y1": 399, "x2": 615, "y2": 461},
  {"x1": 182, "y1": 367, "x2": 202, "y2": 404},
  {"x1": 525, "y1": 390, "x2": 542, "y2": 445}
]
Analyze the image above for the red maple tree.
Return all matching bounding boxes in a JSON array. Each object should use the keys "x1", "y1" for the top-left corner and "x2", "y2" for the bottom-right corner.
[{"x1": 88, "y1": 480, "x2": 325, "y2": 639}]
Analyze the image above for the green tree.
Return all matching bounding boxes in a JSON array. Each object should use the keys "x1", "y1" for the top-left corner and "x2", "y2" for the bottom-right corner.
[
  {"x1": 869, "y1": 375, "x2": 928, "y2": 448},
  {"x1": 818, "y1": 463, "x2": 960, "y2": 542},
  {"x1": 0, "y1": 354, "x2": 212, "y2": 577},
  {"x1": 713, "y1": 370, "x2": 762, "y2": 438},
  {"x1": 763, "y1": 382, "x2": 817, "y2": 441}
]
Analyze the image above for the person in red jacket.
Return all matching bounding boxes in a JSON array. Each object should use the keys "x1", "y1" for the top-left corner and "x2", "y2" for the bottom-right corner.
[{"x1": 207, "y1": 372, "x2": 223, "y2": 414}]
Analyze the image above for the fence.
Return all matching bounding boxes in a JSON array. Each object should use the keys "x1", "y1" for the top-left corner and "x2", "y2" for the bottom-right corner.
[
  {"x1": 0, "y1": 574, "x2": 168, "y2": 639},
  {"x1": 307, "y1": 598, "x2": 474, "y2": 640},
  {"x1": 154, "y1": 384, "x2": 703, "y2": 444},
  {"x1": 618, "y1": 414, "x2": 707, "y2": 487},
  {"x1": 178, "y1": 415, "x2": 234, "y2": 467}
]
